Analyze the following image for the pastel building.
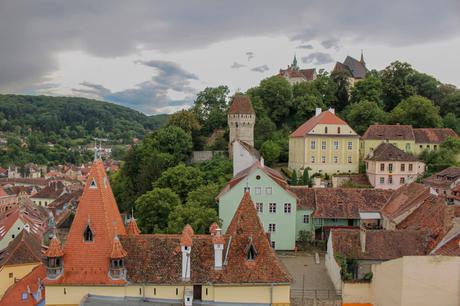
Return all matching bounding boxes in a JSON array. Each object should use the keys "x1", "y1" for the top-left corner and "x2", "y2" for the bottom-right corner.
[
  {"x1": 289, "y1": 108, "x2": 360, "y2": 175},
  {"x1": 44, "y1": 159, "x2": 292, "y2": 306},
  {"x1": 365, "y1": 143, "x2": 425, "y2": 190}
]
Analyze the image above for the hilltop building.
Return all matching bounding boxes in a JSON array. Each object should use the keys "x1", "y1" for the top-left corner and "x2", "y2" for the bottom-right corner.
[
  {"x1": 365, "y1": 143, "x2": 425, "y2": 189},
  {"x1": 289, "y1": 108, "x2": 360, "y2": 175},
  {"x1": 332, "y1": 52, "x2": 367, "y2": 85},
  {"x1": 278, "y1": 56, "x2": 316, "y2": 85},
  {"x1": 44, "y1": 159, "x2": 292, "y2": 306},
  {"x1": 228, "y1": 95, "x2": 255, "y2": 158}
]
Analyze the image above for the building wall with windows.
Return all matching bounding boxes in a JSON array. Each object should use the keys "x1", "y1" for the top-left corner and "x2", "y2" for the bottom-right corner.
[
  {"x1": 0, "y1": 263, "x2": 39, "y2": 299},
  {"x1": 366, "y1": 160, "x2": 425, "y2": 190},
  {"x1": 218, "y1": 168, "x2": 297, "y2": 250},
  {"x1": 360, "y1": 139, "x2": 416, "y2": 159},
  {"x1": 295, "y1": 209, "x2": 314, "y2": 238},
  {"x1": 0, "y1": 218, "x2": 25, "y2": 251}
]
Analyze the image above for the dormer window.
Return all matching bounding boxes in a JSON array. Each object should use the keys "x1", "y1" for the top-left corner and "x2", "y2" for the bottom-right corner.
[
  {"x1": 89, "y1": 179, "x2": 97, "y2": 189},
  {"x1": 247, "y1": 244, "x2": 257, "y2": 260},
  {"x1": 84, "y1": 225, "x2": 94, "y2": 242},
  {"x1": 109, "y1": 258, "x2": 126, "y2": 279}
]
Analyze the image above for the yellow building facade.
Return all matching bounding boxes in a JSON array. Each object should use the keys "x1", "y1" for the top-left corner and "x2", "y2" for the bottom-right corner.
[{"x1": 0, "y1": 262, "x2": 39, "y2": 298}]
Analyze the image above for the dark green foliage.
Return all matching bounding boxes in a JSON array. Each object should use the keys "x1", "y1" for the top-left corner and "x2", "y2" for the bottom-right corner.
[
  {"x1": 440, "y1": 91, "x2": 460, "y2": 116},
  {"x1": 444, "y1": 113, "x2": 460, "y2": 135},
  {"x1": 256, "y1": 77, "x2": 293, "y2": 127},
  {"x1": 289, "y1": 170, "x2": 298, "y2": 185},
  {"x1": 350, "y1": 75, "x2": 383, "y2": 107},
  {"x1": 390, "y1": 95, "x2": 442, "y2": 128},
  {"x1": 167, "y1": 202, "x2": 219, "y2": 234},
  {"x1": 380, "y1": 61, "x2": 416, "y2": 111},
  {"x1": 192, "y1": 86, "x2": 230, "y2": 136},
  {"x1": 331, "y1": 72, "x2": 351, "y2": 112},
  {"x1": 260, "y1": 140, "x2": 281, "y2": 166},
  {"x1": 420, "y1": 137, "x2": 460, "y2": 176},
  {"x1": 149, "y1": 125, "x2": 193, "y2": 163},
  {"x1": 342, "y1": 101, "x2": 388, "y2": 134},
  {"x1": 301, "y1": 168, "x2": 312, "y2": 187},
  {"x1": 154, "y1": 163, "x2": 205, "y2": 201},
  {"x1": 197, "y1": 155, "x2": 233, "y2": 186}
]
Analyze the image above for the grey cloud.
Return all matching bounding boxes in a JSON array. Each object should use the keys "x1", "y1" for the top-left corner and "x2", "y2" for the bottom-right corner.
[
  {"x1": 296, "y1": 44, "x2": 314, "y2": 49},
  {"x1": 321, "y1": 38, "x2": 340, "y2": 50},
  {"x1": 246, "y1": 52, "x2": 255, "y2": 61},
  {"x1": 302, "y1": 52, "x2": 334, "y2": 65},
  {"x1": 1, "y1": 1, "x2": 460, "y2": 91},
  {"x1": 251, "y1": 65, "x2": 269, "y2": 73},
  {"x1": 72, "y1": 60, "x2": 197, "y2": 114},
  {"x1": 231, "y1": 62, "x2": 246, "y2": 69}
]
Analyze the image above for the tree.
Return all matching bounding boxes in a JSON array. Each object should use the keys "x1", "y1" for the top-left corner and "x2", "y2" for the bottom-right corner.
[
  {"x1": 291, "y1": 81, "x2": 326, "y2": 127},
  {"x1": 350, "y1": 75, "x2": 383, "y2": 107},
  {"x1": 331, "y1": 72, "x2": 350, "y2": 112},
  {"x1": 289, "y1": 170, "x2": 298, "y2": 185},
  {"x1": 301, "y1": 168, "x2": 312, "y2": 187},
  {"x1": 444, "y1": 113, "x2": 460, "y2": 135},
  {"x1": 186, "y1": 183, "x2": 220, "y2": 209},
  {"x1": 168, "y1": 109, "x2": 201, "y2": 135},
  {"x1": 193, "y1": 86, "x2": 229, "y2": 135},
  {"x1": 420, "y1": 137, "x2": 460, "y2": 175},
  {"x1": 154, "y1": 163, "x2": 204, "y2": 200},
  {"x1": 167, "y1": 202, "x2": 219, "y2": 234},
  {"x1": 149, "y1": 125, "x2": 193, "y2": 162},
  {"x1": 135, "y1": 188, "x2": 181, "y2": 233},
  {"x1": 380, "y1": 61, "x2": 416, "y2": 111},
  {"x1": 198, "y1": 155, "x2": 233, "y2": 186},
  {"x1": 342, "y1": 101, "x2": 388, "y2": 135},
  {"x1": 440, "y1": 91, "x2": 460, "y2": 116},
  {"x1": 254, "y1": 116, "x2": 277, "y2": 148},
  {"x1": 407, "y1": 71, "x2": 440, "y2": 102},
  {"x1": 260, "y1": 140, "x2": 281, "y2": 166},
  {"x1": 257, "y1": 76, "x2": 292, "y2": 126},
  {"x1": 390, "y1": 95, "x2": 442, "y2": 128}
]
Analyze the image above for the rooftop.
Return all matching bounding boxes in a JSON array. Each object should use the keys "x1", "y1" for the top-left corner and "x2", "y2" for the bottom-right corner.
[
  {"x1": 413, "y1": 128, "x2": 458, "y2": 144},
  {"x1": 228, "y1": 95, "x2": 255, "y2": 115},
  {"x1": 0, "y1": 264, "x2": 45, "y2": 306},
  {"x1": 290, "y1": 110, "x2": 353, "y2": 138},
  {"x1": 362, "y1": 124, "x2": 414, "y2": 140},
  {"x1": 366, "y1": 143, "x2": 419, "y2": 162}
]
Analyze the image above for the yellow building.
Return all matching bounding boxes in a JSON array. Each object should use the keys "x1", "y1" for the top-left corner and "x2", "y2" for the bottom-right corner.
[
  {"x1": 289, "y1": 108, "x2": 359, "y2": 175},
  {"x1": 44, "y1": 159, "x2": 292, "y2": 306}
]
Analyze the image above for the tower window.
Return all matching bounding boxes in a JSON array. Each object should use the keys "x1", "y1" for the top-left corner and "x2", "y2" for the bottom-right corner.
[
  {"x1": 89, "y1": 179, "x2": 97, "y2": 189},
  {"x1": 246, "y1": 244, "x2": 257, "y2": 260},
  {"x1": 84, "y1": 225, "x2": 94, "y2": 242}
]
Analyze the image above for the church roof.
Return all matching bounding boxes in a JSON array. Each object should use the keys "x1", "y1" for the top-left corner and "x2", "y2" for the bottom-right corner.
[
  {"x1": 228, "y1": 95, "x2": 255, "y2": 114},
  {"x1": 45, "y1": 159, "x2": 126, "y2": 285}
]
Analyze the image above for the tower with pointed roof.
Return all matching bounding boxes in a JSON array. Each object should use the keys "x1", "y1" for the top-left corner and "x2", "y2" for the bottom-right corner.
[{"x1": 228, "y1": 95, "x2": 255, "y2": 157}]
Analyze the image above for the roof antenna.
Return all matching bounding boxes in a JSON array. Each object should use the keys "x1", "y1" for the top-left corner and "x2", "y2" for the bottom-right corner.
[{"x1": 131, "y1": 207, "x2": 134, "y2": 220}]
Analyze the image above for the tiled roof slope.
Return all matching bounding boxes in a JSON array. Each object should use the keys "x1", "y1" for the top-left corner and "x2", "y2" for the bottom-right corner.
[
  {"x1": 0, "y1": 264, "x2": 45, "y2": 306},
  {"x1": 44, "y1": 236, "x2": 64, "y2": 257},
  {"x1": 432, "y1": 232, "x2": 460, "y2": 256},
  {"x1": 413, "y1": 128, "x2": 458, "y2": 143},
  {"x1": 228, "y1": 95, "x2": 255, "y2": 114},
  {"x1": 30, "y1": 181, "x2": 65, "y2": 199},
  {"x1": 381, "y1": 183, "x2": 430, "y2": 220},
  {"x1": 287, "y1": 186, "x2": 316, "y2": 210},
  {"x1": 423, "y1": 167, "x2": 460, "y2": 189},
  {"x1": 343, "y1": 56, "x2": 367, "y2": 79},
  {"x1": 45, "y1": 159, "x2": 126, "y2": 285},
  {"x1": 120, "y1": 192, "x2": 291, "y2": 284},
  {"x1": 290, "y1": 111, "x2": 353, "y2": 137},
  {"x1": 126, "y1": 218, "x2": 141, "y2": 235},
  {"x1": 332, "y1": 229, "x2": 430, "y2": 260},
  {"x1": 313, "y1": 188, "x2": 393, "y2": 219},
  {"x1": 362, "y1": 124, "x2": 414, "y2": 140},
  {"x1": 366, "y1": 143, "x2": 418, "y2": 162},
  {"x1": 279, "y1": 68, "x2": 315, "y2": 81},
  {"x1": 0, "y1": 230, "x2": 43, "y2": 266}
]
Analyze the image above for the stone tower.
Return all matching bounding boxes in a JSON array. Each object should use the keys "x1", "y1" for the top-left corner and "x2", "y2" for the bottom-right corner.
[{"x1": 228, "y1": 95, "x2": 255, "y2": 157}]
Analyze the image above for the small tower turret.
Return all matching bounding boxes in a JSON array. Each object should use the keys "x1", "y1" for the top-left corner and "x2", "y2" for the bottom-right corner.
[
  {"x1": 228, "y1": 95, "x2": 255, "y2": 157},
  {"x1": 44, "y1": 236, "x2": 64, "y2": 279}
]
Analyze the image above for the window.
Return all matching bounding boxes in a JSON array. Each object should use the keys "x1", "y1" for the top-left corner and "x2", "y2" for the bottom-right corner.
[
  {"x1": 247, "y1": 244, "x2": 257, "y2": 260},
  {"x1": 9, "y1": 273, "x2": 13, "y2": 278},
  {"x1": 22, "y1": 292, "x2": 28, "y2": 300},
  {"x1": 347, "y1": 156, "x2": 352, "y2": 163},
  {"x1": 380, "y1": 163, "x2": 385, "y2": 171},
  {"x1": 427, "y1": 145, "x2": 430, "y2": 149},
  {"x1": 89, "y1": 179, "x2": 97, "y2": 188},
  {"x1": 256, "y1": 202, "x2": 263, "y2": 213},
  {"x1": 284, "y1": 203, "x2": 291, "y2": 213},
  {"x1": 322, "y1": 156, "x2": 326, "y2": 163},
  {"x1": 388, "y1": 163, "x2": 393, "y2": 173},
  {"x1": 265, "y1": 187, "x2": 272, "y2": 195},
  {"x1": 271, "y1": 241, "x2": 276, "y2": 248},
  {"x1": 176, "y1": 288, "x2": 179, "y2": 295},
  {"x1": 348, "y1": 142, "x2": 353, "y2": 150},
  {"x1": 405, "y1": 143, "x2": 411, "y2": 151},
  {"x1": 325, "y1": 127, "x2": 328, "y2": 134},
  {"x1": 268, "y1": 224, "x2": 276, "y2": 232},
  {"x1": 401, "y1": 164, "x2": 405, "y2": 172},
  {"x1": 311, "y1": 141, "x2": 316, "y2": 149},
  {"x1": 388, "y1": 175, "x2": 393, "y2": 184},
  {"x1": 256, "y1": 175, "x2": 261, "y2": 180},
  {"x1": 333, "y1": 156, "x2": 338, "y2": 163},
  {"x1": 380, "y1": 177, "x2": 385, "y2": 184},
  {"x1": 255, "y1": 187, "x2": 261, "y2": 195},
  {"x1": 311, "y1": 156, "x2": 315, "y2": 163},
  {"x1": 334, "y1": 141, "x2": 339, "y2": 150},
  {"x1": 400, "y1": 177, "x2": 405, "y2": 184},
  {"x1": 337, "y1": 127, "x2": 341, "y2": 134},
  {"x1": 322, "y1": 141, "x2": 326, "y2": 150},
  {"x1": 303, "y1": 215, "x2": 310, "y2": 224},
  {"x1": 269, "y1": 203, "x2": 276, "y2": 213},
  {"x1": 154, "y1": 288, "x2": 157, "y2": 295},
  {"x1": 84, "y1": 225, "x2": 93, "y2": 242},
  {"x1": 434, "y1": 145, "x2": 437, "y2": 150},
  {"x1": 408, "y1": 164, "x2": 413, "y2": 171}
]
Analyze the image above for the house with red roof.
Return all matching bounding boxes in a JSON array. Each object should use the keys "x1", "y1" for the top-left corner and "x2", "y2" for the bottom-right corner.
[
  {"x1": 0, "y1": 264, "x2": 46, "y2": 306},
  {"x1": 278, "y1": 56, "x2": 316, "y2": 85},
  {"x1": 289, "y1": 108, "x2": 360, "y2": 175},
  {"x1": 43, "y1": 159, "x2": 292, "y2": 306}
]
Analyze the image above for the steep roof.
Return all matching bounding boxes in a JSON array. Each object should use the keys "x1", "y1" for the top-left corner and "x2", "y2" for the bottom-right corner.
[
  {"x1": 381, "y1": 183, "x2": 430, "y2": 220},
  {"x1": 0, "y1": 264, "x2": 45, "y2": 306},
  {"x1": 413, "y1": 128, "x2": 458, "y2": 144},
  {"x1": 287, "y1": 186, "x2": 316, "y2": 210},
  {"x1": 228, "y1": 95, "x2": 255, "y2": 114},
  {"x1": 343, "y1": 56, "x2": 367, "y2": 79},
  {"x1": 313, "y1": 188, "x2": 393, "y2": 219},
  {"x1": 0, "y1": 230, "x2": 43, "y2": 267},
  {"x1": 366, "y1": 143, "x2": 419, "y2": 162},
  {"x1": 332, "y1": 229, "x2": 430, "y2": 260},
  {"x1": 44, "y1": 236, "x2": 64, "y2": 257},
  {"x1": 279, "y1": 68, "x2": 316, "y2": 81},
  {"x1": 126, "y1": 218, "x2": 141, "y2": 235},
  {"x1": 362, "y1": 124, "x2": 415, "y2": 140},
  {"x1": 45, "y1": 159, "x2": 126, "y2": 285},
  {"x1": 0, "y1": 208, "x2": 20, "y2": 240},
  {"x1": 120, "y1": 193, "x2": 291, "y2": 284},
  {"x1": 235, "y1": 140, "x2": 261, "y2": 159},
  {"x1": 431, "y1": 231, "x2": 460, "y2": 256},
  {"x1": 290, "y1": 110, "x2": 354, "y2": 137}
]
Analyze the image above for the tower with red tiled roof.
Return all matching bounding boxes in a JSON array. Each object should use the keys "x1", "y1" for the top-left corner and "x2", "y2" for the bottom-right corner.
[
  {"x1": 228, "y1": 95, "x2": 255, "y2": 157},
  {"x1": 45, "y1": 159, "x2": 126, "y2": 285}
]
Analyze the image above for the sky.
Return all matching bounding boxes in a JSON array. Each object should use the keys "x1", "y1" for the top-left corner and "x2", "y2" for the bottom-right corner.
[{"x1": 1, "y1": 1, "x2": 460, "y2": 115}]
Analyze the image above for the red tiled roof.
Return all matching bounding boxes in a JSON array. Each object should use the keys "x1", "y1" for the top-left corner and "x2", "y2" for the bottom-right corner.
[
  {"x1": 0, "y1": 264, "x2": 45, "y2": 306},
  {"x1": 423, "y1": 167, "x2": 460, "y2": 189},
  {"x1": 331, "y1": 229, "x2": 430, "y2": 260},
  {"x1": 110, "y1": 236, "x2": 127, "y2": 259},
  {"x1": 366, "y1": 143, "x2": 419, "y2": 162},
  {"x1": 279, "y1": 68, "x2": 316, "y2": 81},
  {"x1": 290, "y1": 111, "x2": 353, "y2": 137},
  {"x1": 381, "y1": 183, "x2": 430, "y2": 220},
  {"x1": 209, "y1": 222, "x2": 219, "y2": 235},
  {"x1": 0, "y1": 208, "x2": 20, "y2": 240},
  {"x1": 362, "y1": 125, "x2": 415, "y2": 140},
  {"x1": 228, "y1": 95, "x2": 255, "y2": 114},
  {"x1": 313, "y1": 188, "x2": 393, "y2": 219},
  {"x1": 126, "y1": 218, "x2": 141, "y2": 235},
  {"x1": 44, "y1": 236, "x2": 64, "y2": 257},
  {"x1": 180, "y1": 225, "x2": 194, "y2": 247},
  {"x1": 45, "y1": 159, "x2": 126, "y2": 285},
  {"x1": 287, "y1": 186, "x2": 316, "y2": 210},
  {"x1": 0, "y1": 186, "x2": 9, "y2": 197},
  {"x1": 30, "y1": 181, "x2": 65, "y2": 199},
  {"x1": 413, "y1": 128, "x2": 459, "y2": 144},
  {"x1": 0, "y1": 230, "x2": 43, "y2": 267},
  {"x1": 432, "y1": 232, "x2": 460, "y2": 256}
]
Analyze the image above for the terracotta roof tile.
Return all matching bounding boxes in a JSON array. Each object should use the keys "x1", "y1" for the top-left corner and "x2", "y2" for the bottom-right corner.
[
  {"x1": 126, "y1": 218, "x2": 141, "y2": 235},
  {"x1": 362, "y1": 125, "x2": 415, "y2": 140},
  {"x1": 180, "y1": 225, "x2": 194, "y2": 247},
  {"x1": 366, "y1": 143, "x2": 419, "y2": 162},
  {"x1": 209, "y1": 222, "x2": 219, "y2": 235},
  {"x1": 44, "y1": 236, "x2": 64, "y2": 258},
  {"x1": 432, "y1": 232, "x2": 460, "y2": 256},
  {"x1": 30, "y1": 181, "x2": 65, "y2": 200},
  {"x1": 287, "y1": 186, "x2": 316, "y2": 210},
  {"x1": 413, "y1": 128, "x2": 459, "y2": 144},
  {"x1": 279, "y1": 68, "x2": 316, "y2": 81},
  {"x1": 110, "y1": 236, "x2": 127, "y2": 259},
  {"x1": 381, "y1": 183, "x2": 430, "y2": 220},
  {"x1": 0, "y1": 230, "x2": 43, "y2": 267},
  {"x1": 228, "y1": 95, "x2": 255, "y2": 114},
  {"x1": 0, "y1": 264, "x2": 45, "y2": 306},
  {"x1": 290, "y1": 111, "x2": 354, "y2": 137},
  {"x1": 423, "y1": 167, "x2": 460, "y2": 189}
]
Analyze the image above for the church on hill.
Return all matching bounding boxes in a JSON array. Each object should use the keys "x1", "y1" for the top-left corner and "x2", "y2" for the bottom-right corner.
[
  {"x1": 43, "y1": 159, "x2": 292, "y2": 306},
  {"x1": 278, "y1": 56, "x2": 316, "y2": 85}
]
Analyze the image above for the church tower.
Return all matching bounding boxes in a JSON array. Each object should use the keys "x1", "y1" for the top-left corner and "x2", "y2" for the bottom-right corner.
[{"x1": 228, "y1": 95, "x2": 255, "y2": 157}]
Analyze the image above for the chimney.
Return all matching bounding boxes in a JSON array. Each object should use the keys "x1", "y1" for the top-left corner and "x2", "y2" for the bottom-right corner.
[
  {"x1": 328, "y1": 108, "x2": 335, "y2": 114},
  {"x1": 260, "y1": 157, "x2": 265, "y2": 168},
  {"x1": 213, "y1": 228, "x2": 224, "y2": 270},
  {"x1": 360, "y1": 225, "x2": 366, "y2": 253},
  {"x1": 315, "y1": 108, "x2": 322, "y2": 117},
  {"x1": 180, "y1": 225, "x2": 193, "y2": 281}
]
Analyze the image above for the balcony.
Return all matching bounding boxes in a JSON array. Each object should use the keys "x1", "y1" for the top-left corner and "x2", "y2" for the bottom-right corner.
[
  {"x1": 109, "y1": 267, "x2": 126, "y2": 280},
  {"x1": 46, "y1": 266, "x2": 63, "y2": 279}
]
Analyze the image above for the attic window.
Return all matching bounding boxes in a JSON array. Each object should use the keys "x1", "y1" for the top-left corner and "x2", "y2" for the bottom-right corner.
[
  {"x1": 247, "y1": 245, "x2": 256, "y2": 260},
  {"x1": 89, "y1": 179, "x2": 97, "y2": 189},
  {"x1": 84, "y1": 225, "x2": 94, "y2": 242}
]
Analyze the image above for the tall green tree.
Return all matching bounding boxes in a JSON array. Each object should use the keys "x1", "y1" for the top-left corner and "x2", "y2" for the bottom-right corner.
[
  {"x1": 440, "y1": 91, "x2": 460, "y2": 116},
  {"x1": 257, "y1": 76, "x2": 292, "y2": 127},
  {"x1": 149, "y1": 125, "x2": 193, "y2": 162},
  {"x1": 342, "y1": 101, "x2": 388, "y2": 135},
  {"x1": 350, "y1": 75, "x2": 383, "y2": 106},
  {"x1": 168, "y1": 110, "x2": 202, "y2": 135},
  {"x1": 380, "y1": 61, "x2": 415, "y2": 111},
  {"x1": 192, "y1": 86, "x2": 229, "y2": 135},
  {"x1": 260, "y1": 140, "x2": 281, "y2": 166},
  {"x1": 167, "y1": 202, "x2": 219, "y2": 234},
  {"x1": 390, "y1": 95, "x2": 442, "y2": 128},
  {"x1": 330, "y1": 72, "x2": 350, "y2": 112},
  {"x1": 407, "y1": 71, "x2": 440, "y2": 102},
  {"x1": 154, "y1": 163, "x2": 204, "y2": 200}
]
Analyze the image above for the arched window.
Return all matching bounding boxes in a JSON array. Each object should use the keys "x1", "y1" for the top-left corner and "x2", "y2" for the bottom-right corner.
[
  {"x1": 84, "y1": 225, "x2": 94, "y2": 242},
  {"x1": 247, "y1": 244, "x2": 257, "y2": 260}
]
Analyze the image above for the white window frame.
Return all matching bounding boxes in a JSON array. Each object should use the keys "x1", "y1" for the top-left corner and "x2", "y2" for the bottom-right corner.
[
  {"x1": 269, "y1": 203, "x2": 276, "y2": 213},
  {"x1": 255, "y1": 187, "x2": 261, "y2": 195},
  {"x1": 321, "y1": 141, "x2": 326, "y2": 150},
  {"x1": 311, "y1": 141, "x2": 316, "y2": 149},
  {"x1": 334, "y1": 141, "x2": 339, "y2": 150},
  {"x1": 348, "y1": 141, "x2": 353, "y2": 150},
  {"x1": 256, "y1": 202, "x2": 263, "y2": 213},
  {"x1": 303, "y1": 215, "x2": 310, "y2": 224},
  {"x1": 268, "y1": 223, "x2": 276, "y2": 232},
  {"x1": 284, "y1": 203, "x2": 291, "y2": 214},
  {"x1": 265, "y1": 187, "x2": 272, "y2": 195}
]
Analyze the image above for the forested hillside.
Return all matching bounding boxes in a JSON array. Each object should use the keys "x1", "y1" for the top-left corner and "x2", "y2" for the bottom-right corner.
[{"x1": 0, "y1": 94, "x2": 168, "y2": 165}]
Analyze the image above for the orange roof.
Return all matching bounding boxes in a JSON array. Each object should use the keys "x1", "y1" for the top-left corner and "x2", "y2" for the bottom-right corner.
[
  {"x1": 126, "y1": 218, "x2": 141, "y2": 235},
  {"x1": 44, "y1": 236, "x2": 64, "y2": 257},
  {"x1": 0, "y1": 264, "x2": 46, "y2": 306},
  {"x1": 290, "y1": 110, "x2": 351, "y2": 137},
  {"x1": 228, "y1": 95, "x2": 255, "y2": 114},
  {"x1": 180, "y1": 224, "x2": 194, "y2": 246},
  {"x1": 45, "y1": 159, "x2": 126, "y2": 285},
  {"x1": 110, "y1": 236, "x2": 127, "y2": 259},
  {"x1": 209, "y1": 222, "x2": 219, "y2": 235}
]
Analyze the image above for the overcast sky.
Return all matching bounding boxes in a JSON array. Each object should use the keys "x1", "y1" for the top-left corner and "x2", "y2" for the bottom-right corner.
[{"x1": 1, "y1": 0, "x2": 459, "y2": 114}]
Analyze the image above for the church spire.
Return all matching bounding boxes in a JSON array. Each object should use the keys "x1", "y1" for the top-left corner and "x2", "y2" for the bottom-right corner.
[
  {"x1": 360, "y1": 49, "x2": 365, "y2": 65},
  {"x1": 292, "y1": 55, "x2": 299, "y2": 70}
]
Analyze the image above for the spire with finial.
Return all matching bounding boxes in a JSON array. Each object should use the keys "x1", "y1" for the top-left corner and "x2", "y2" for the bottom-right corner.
[
  {"x1": 360, "y1": 49, "x2": 365, "y2": 65},
  {"x1": 292, "y1": 55, "x2": 299, "y2": 70}
]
